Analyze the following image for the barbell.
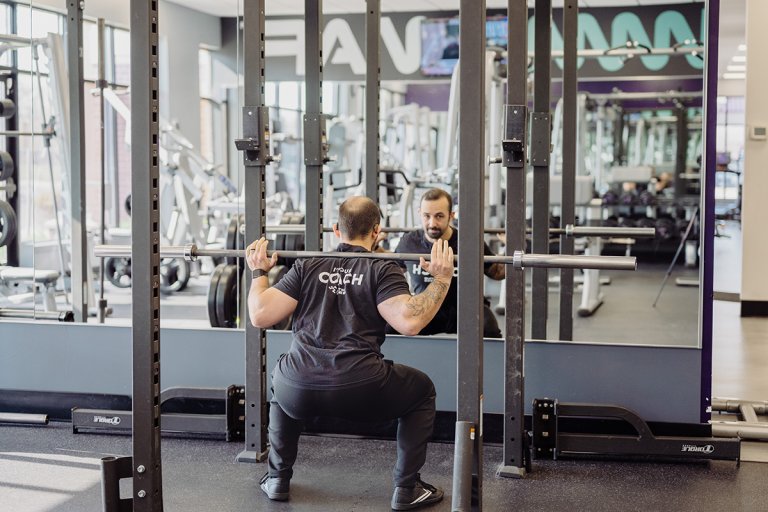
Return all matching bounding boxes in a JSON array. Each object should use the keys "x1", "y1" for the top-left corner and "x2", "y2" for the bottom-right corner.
[
  {"x1": 94, "y1": 244, "x2": 637, "y2": 271},
  {"x1": 252, "y1": 224, "x2": 656, "y2": 239}
]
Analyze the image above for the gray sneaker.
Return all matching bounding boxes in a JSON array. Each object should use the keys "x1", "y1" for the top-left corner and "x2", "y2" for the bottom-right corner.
[
  {"x1": 260, "y1": 473, "x2": 290, "y2": 501},
  {"x1": 391, "y1": 475, "x2": 444, "y2": 511}
]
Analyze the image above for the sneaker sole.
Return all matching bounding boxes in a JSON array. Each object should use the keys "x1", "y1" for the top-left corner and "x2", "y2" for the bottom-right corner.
[
  {"x1": 391, "y1": 491, "x2": 444, "y2": 510},
  {"x1": 261, "y1": 484, "x2": 289, "y2": 501}
]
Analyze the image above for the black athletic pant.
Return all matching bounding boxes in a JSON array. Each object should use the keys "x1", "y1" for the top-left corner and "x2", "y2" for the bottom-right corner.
[{"x1": 267, "y1": 361, "x2": 436, "y2": 488}]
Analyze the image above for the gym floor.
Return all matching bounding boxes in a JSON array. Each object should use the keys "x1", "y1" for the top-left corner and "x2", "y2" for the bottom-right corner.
[{"x1": 1, "y1": 422, "x2": 765, "y2": 512}]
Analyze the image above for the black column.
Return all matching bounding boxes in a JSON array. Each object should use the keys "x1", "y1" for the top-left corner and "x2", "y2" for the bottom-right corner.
[
  {"x1": 674, "y1": 105, "x2": 688, "y2": 201},
  {"x1": 304, "y1": 0, "x2": 325, "y2": 251},
  {"x1": 559, "y1": 0, "x2": 578, "y2": 341},
  {"x1": 700, "y1": 0, "x2": 720, "y2": 423},
  {"x1": 130, "y1": 0, "x2": 163, "y2": 508},
  {"x1": 457, "y1": 0, "x2": 486, "y2": 507},
  {"x1": 531, "y1": 0, "x2": 552, "y2": 340},
  {"x1": 237, "y1": 0, "x2": 270, "y2": 463},
  {"x1": 364, "y1": 0, "x2": 380, "y2": 201},
  {"x1": 67, "y1": 0, "x2": 88, "y2": 322},
  {"x1": 498, "y1": 0, "x2": 529, "y2": 479}
]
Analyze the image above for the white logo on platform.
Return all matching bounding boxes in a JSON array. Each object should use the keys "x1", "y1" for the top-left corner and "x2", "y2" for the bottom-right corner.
[
  {"x1": 681, "y1": 444, "x2": 714, "y2": 454},
  {"x1": 93, "y1": 415, "x2": 122, "y2": 425}
]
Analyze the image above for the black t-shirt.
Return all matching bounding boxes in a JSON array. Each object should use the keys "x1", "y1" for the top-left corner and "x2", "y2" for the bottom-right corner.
[
  {"x1": 272, "y1": 243, "x2": 411, "y2": 389},
  {"x1": 394, "y1": 227, "x2": 494, "y2": 317}
]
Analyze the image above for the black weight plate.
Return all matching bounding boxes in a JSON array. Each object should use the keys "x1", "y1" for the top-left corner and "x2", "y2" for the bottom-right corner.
[
  {"x1": 216, "y1": 264, "x2": 239, "y2": 328},
  {"x1": 0, "y1": 150, "x2": 14, "y2": 181},
  {"x1": 274, "y1": 233, "x2": 287, "y2": 252},
  {"x1": 124, "y1": 194, "x2": 132, "y2": 216},
  {"x1": 0, "y1": 199, "x2": 18, "y2": 247},
  {"x1": 238, "y1": 268, "x2": 248, "y2": 329},
  {"x1": 237, "y1": 214, "x2": 246, "y2": 250},
  {"x1": 208, "y1": 264, "x2": 226, "y2": 327},
  {"x1": 285, "y1": 213, "x2": 305, "y2": 268},
  {"x1": 275, "y1": 212, "x2": 296, "y2": 266},
  {"x1": 636, "y1": 217, "x2": 656, "y2": 230},
  {"x1": 105, "y1": 257, "x2": 132, "y2": 288},
  {"x1": 159, "y1": 258, "x2": 190, "y2": 294},
  {"x1": 225, "y1": 217, "x2": 239, "y2": 265},
  {"x1": 655, "y1": 217, "x2": 676, "y2": 241},
  {"x1": 0, "y1": 98, "x2": 16, "y2": 118},
  {"x1": 236, "y1": 215, "x2": 246, "y2": 276}
]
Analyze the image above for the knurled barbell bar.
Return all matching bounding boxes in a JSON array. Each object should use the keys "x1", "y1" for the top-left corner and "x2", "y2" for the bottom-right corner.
[
  {"x1": 237, "y1": 224, "x2": 656, "y2": 239},
  {"x1": 94, "y1": 244, "x2": 637, "y2": 271}
]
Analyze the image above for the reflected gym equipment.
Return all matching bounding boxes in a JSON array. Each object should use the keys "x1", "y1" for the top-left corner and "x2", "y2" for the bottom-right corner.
[
  {"x1": 0, "y1": 150, "x2": 14, "y2": 181},
  {"x1": 0, "y1": 199, "x2": 17, "y2": 247},
  {"x1": 158, "y1": 258, "x2": 190, "y2": 294},
  {"x1": 104, "y1": 257, "x2": 132, "y2": 289},
  {"x1": 103, "y1": 255, "x2": 190, "y2": 294},
  {"x1": 206, "y1": 262, "x2": 291, "y2": 329},
  {"x1": 0, "y1": 98, "x2": 16, "y2": 118}
]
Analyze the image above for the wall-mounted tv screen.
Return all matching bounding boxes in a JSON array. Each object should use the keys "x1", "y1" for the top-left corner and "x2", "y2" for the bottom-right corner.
[{"x1": 420, "y1": 16, "x2": 508, "y2": 77}]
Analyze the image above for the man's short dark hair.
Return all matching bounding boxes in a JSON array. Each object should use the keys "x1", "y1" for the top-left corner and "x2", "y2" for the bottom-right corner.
[
  {"x1": 420, "y1": 188, "x2": 453, "y2": 212},
  {"x1": 338, "y1": 196, "x2": 382, "y2": 239}
]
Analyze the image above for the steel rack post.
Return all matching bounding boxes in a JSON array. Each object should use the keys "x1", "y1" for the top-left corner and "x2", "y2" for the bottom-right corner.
[
  {"x1": 531, "y1": 0, "x2": 553, "y2": 340},
  {"x1": 497, "y1": 0, "x2": 529, "y2": 480},
  {"x1": 67, "y1": 0, "x2": 88, "y2": 322},
  {"x1": 97, "y1": 18, "x2": 108, "y2": 324},
  {"x1": 304, "y1": 0, "x2": 325, "y2": 252},
  {"x1": 559, "y1": 0, "x2": 578, "y2": 341},
  {"x1": 700, "y1": 0, "x2": 720, "y2": 424},
  {"x1": 454, "y1": 0, "x2": 486, "y2": 509},
  {"x1": 674, "y1": 104, "x2": 688, "y2": 201},
  {"x1": 129, "y1": 0, "x2": 163, "y2": 508},
  {"x1": 364, "y1": 0, "x2": 381, "y2": 201},
  {"x1": 236, "y1": 0, "x2": 271, "y2": 463}
]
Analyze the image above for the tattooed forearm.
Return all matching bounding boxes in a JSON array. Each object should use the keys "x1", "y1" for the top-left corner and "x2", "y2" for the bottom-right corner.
[{"x1": 406, "y1": 279, "x2": 450, "y2": 316}]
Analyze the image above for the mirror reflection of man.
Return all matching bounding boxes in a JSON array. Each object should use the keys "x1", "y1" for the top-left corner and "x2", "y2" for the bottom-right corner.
[{"x1": 393, "y1": 188, "x2": 504, "y2": 338}]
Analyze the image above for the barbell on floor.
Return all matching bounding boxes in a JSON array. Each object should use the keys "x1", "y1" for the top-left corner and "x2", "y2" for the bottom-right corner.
[{"x1": 94, "y1": 244, "x2": 637, "y2": 271}]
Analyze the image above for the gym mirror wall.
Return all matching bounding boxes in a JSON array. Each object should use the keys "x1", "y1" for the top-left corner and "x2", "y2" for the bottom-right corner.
[{"x1": 7, "y1": 2, "x2": 709, "y2": 352}]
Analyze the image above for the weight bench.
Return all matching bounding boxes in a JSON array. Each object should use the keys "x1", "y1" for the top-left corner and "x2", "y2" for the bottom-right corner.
[{"x1": 0, "y1": 266, "x2": 61, "y2": 312}]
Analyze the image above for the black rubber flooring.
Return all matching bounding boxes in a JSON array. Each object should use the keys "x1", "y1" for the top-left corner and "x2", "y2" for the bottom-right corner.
[{"x1": 1, "y1": 422, "x2": 766, "y2": 512}]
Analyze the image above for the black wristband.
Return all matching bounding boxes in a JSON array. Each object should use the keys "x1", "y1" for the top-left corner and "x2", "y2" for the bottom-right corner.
[{"x1": 252, "y1": 269, "x2": 267, "y2": 279}]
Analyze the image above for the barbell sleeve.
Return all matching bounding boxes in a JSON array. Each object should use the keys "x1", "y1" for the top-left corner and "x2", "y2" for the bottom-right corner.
[
  {"x1": 94, "y1": 245, "x2": 132, "y2": 258},
  {"x1": 94, "y1": 244, "x2": 636, "y2": 271},
  {"x1": 507, "y1": 253, "x2": 636, "y2": 270},
  {"x1": 565, "y1": 226, "x2": 655, "y2": 238}
]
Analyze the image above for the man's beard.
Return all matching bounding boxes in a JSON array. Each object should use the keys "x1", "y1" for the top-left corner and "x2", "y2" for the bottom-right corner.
[{"x1": 426, "y1": 227, "x2": 443, "y2": 239}]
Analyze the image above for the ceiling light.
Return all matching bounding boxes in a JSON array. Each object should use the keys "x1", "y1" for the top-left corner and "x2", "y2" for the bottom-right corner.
[
  {"x1": 738, "y1": 44, "x2": 747, "y2": 52},
  {"x1": 732, "y1": 55, "x2": 747, "y2": 63},
  {"x1": 722, "y1": 72, "x2": 746, "y2": 80},
  {"x1": 727, "y1": 65, "x2": 746, "y2": 72}
]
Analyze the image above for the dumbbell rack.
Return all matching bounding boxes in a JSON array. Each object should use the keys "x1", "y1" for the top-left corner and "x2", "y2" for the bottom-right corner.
[{"x1": 0, "y1": 65, "x2": 18, "y2": 263}]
